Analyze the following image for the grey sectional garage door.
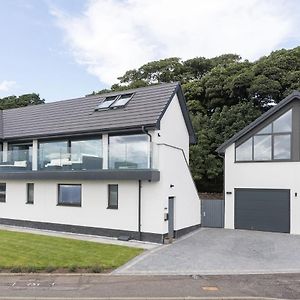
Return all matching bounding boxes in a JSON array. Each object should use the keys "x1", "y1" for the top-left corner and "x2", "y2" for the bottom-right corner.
[{"x1": 235, "y1": 189, "x2": 290, "y2": 233}]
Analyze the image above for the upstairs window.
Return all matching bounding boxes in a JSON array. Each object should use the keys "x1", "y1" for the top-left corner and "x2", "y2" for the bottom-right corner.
[
  {"x1": 111, "y1": 94, "x2": 133, "y2": 108},
  {"x1": 97, "y1": 96, "x2": 118, "y2": 110},
  {"x1": 236, "y1": 109, "x2": 292, "y2": 162},
  {"x1": 96, "y1": 93, "x2": 133, "y2": 110}
]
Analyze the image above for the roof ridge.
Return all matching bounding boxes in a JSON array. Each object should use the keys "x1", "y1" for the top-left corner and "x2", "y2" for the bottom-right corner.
[{"x1": 1, "y1": 82, "x2": 179, "y2": 113}]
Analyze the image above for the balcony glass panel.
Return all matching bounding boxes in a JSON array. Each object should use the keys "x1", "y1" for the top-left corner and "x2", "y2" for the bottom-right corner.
[
  {"x1": 71, "y1": 139, "x2": 103, "y2": 170},
  {"x1": 109, "y1": 134, "x2": 150, "y2": 169},
  {"x1": 38, "y1": 139, "x2": 103, "y2": 171},
  {"x1": 39, "y1": 141, "x2": 68, "y2": 170},
  {"x1": 0, "y1": 149, "x2": 32, "y2": 171}
]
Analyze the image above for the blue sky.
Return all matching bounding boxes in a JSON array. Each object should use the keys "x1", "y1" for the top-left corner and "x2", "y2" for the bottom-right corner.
[{"x1": 0, "y1": 0, "x2": 299, "y2": 102}]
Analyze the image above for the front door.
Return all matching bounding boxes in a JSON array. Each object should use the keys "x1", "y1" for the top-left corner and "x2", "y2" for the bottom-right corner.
[{"x1": 168, "y1": 196, "x2": 175, "y2": 240}]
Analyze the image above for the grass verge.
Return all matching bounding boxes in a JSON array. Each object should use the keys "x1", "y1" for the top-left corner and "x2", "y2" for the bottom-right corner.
[{"x1": 0, "y1": 229, "x2": 143, "y2": 273}]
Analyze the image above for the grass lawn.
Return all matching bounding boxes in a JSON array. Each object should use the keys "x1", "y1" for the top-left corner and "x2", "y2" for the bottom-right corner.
[{"x1": 0, "y1": 229, "x2": 143, "y2": 273}]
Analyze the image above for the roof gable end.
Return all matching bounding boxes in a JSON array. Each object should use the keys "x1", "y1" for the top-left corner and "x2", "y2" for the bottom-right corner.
[{"x1": 217, "y1": 91, "x2": 300, "y2": 154}]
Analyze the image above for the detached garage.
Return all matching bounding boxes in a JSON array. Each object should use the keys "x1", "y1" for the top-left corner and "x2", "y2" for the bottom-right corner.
[
  {"x1": 235, "y1": 189, "x2": 290, "y2": 233},
  {"x1": 217, "y1": 91, "x2": 300, "y2": 234}
]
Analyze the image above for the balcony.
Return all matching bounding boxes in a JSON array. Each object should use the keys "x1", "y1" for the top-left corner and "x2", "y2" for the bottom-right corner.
[
  {"x1": 0, "y1": 142, "x2": 159, "y2": 181},
  {"x1": 0, "y1": 149, "x2": 32, "y2": 172}
]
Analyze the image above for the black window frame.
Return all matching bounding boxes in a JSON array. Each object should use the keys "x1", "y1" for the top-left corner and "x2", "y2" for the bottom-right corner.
[
  {"x1": 107, "y1": 184, "x2": 118, "y2": 209},
  {"x1": 235, "y1": 109, "x2": 292, "y2": 162},
  {"x1": 0, "y1": 183, "x2": 6, "y2": 203},
  {"x1": 26, "y1": 183, "x2": 34, "y2": 204},
  {"x1": 57, "y1": 184, "x2": 82, "y2": 207}
]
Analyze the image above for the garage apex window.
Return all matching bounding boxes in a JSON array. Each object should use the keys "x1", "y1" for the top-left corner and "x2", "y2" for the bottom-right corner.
[{"x1": 236, "y1": 109, "x2": 292, "y2": 161}]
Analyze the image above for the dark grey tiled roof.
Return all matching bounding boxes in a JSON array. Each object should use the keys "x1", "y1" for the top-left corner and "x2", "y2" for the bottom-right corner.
[
  {"x1": 217, "y1": 91, "x2": 300, "y2": 154},
  {"x1": 1, "y1": 82, "x2": 195, "y2": 143}
]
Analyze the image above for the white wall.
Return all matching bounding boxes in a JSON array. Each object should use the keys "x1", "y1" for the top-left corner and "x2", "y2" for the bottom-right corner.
[
  {"x1": 224, "y1": 143, "x2": 300, "y2": 234},
  {"x1": 148, "y1": 93, "x2": 200, "y2": 232},
  {"x1": 156, "y1": 93, "x2": 190, "y2": 161},
  {"x1": 1, "y1": 180, "x2": 139, "y2": 232}
]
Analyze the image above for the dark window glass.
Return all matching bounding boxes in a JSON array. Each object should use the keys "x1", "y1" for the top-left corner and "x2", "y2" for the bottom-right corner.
[
  {"x1": 111, "y1": 94, "x2": 133, "y2": 108},
  {"x1": 108, "y1": 184, "x2": 118, "y2": 209},
  {"x1": 27, "y1": 183, "x2": 34, "y2": 204},
  {"x1": 98, "y1": 96, "x2": 118, "y2": 109},
  {"x1": 58, "y1": 184, "x2": 81, "y2": 206},
  {"x1": 0, "y1": 183, "x2": 6, "y2": 203}
]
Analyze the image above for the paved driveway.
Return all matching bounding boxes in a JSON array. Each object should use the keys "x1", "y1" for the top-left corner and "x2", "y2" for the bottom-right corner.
[{"x1": 115, "y1": 228, "x2": 300, "y2": 275}]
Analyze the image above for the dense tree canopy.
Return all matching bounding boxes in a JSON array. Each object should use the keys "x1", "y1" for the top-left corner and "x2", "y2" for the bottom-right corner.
[
  {"x1": 95, "y1": 46, "x2": 300, "y2": 191},
  {"x1": 0, "y1": 93, "x2": 44, "y2": 110}
]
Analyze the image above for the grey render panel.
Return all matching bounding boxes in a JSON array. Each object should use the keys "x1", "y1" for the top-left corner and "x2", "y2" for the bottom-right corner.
[
  {"x1": 0, "y1": 169, "x2": 160, "y2": 181},
  {"x1": 217, "y1": 91, "x2": 300, "y2": 154},
  {"x1": 201, "y1": 199, "x2": 224, "y2": 228},
  {"x1": 234, "y1": 188, "x2": 290, "y2": 233},
  {"x1": 0, "y1": 82, "x2": 196, "y2": 143}
]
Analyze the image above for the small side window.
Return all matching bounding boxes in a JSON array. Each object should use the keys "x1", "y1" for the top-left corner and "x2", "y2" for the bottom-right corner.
[
  {"x1": 108, "y1": 184, "x2": 118, "y2": 209},
  {"x1": 0, "y1": 183, "x2": 6, "y2": 203},
  {"x1": 27, "y1": 183, "x2": 34, "y2": 204}
]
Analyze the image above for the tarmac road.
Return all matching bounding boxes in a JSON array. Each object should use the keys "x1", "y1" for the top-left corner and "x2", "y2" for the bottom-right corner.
[{"x1": 0, "y1": 273, "x2": 300, "y2": 299}]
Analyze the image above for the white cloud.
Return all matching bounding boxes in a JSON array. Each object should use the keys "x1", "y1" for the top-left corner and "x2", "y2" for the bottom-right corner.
[
  {"x1": 51, "y1": 0, "x2": 300, "y2": 85},
  {"x1": 0, "y1": 80, "x2": 16, "y2": 92}
]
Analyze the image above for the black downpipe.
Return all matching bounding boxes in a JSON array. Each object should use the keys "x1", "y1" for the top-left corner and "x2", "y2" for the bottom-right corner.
[
  {"x1": 138, "y1": 180, "x2": 142, "y2": 241},
  {"x1": 142, "y1": 126, "x2": 152, "y2": 142},
  {"x1": 142, "y1": 126, "x2": 153, "y2": 168}
]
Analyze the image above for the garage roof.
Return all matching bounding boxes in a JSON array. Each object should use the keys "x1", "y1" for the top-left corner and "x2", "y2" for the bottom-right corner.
[{"x1": 217, "y1": 91, "x2": 300, "y2": 154}]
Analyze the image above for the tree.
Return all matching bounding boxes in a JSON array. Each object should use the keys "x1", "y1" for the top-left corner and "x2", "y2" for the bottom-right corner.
[
  {"x1": 190, "y1": 101, "x2": 261, "y2": 192},
  {"x1": 92, "y1": 46, "x2": 300, "y2": 192},
  {"x1": 0, "y1": 93, "x2": 44, "y2": 110}
]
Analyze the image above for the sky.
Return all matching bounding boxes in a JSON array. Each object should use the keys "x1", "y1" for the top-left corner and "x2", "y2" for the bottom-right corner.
[{"x1": 0, "y1": 0, "x2": 299, "y2": 102}]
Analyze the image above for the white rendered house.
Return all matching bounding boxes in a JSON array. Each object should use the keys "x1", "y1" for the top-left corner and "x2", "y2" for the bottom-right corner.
[
  {"x1": 0, "y1": 82, "x2": 200, "y2": 243},
  {"x1": 217, "y1": 91, "x2": 300, "y2": 234}
]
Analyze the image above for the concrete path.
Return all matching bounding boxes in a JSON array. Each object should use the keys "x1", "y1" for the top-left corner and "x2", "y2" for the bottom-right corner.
[
  {"x1": 115, "y1": 228, "x2": 300, "y2": 275},
  {"x1": 0, "y1": 224, "x2": 158, "y2": 250}
]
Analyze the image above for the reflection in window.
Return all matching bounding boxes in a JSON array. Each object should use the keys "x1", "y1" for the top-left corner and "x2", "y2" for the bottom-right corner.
[
  {"x1": 254, "y1": 135, "x2": 272, "y2": 160},
  {"x1": 108, "y1": 184, "x2": 118, "y2": 209},
  {"x1": 39, "y1": 141, "x2": 68, "y2": 169},
  {"x1": 71, "y1": 139, "x2": 102, "y2": 161},
  {"x1": 273, "y1": 110, "x2": 292, "y2": 133},
  {"x1": 236, "y1": 138, "x2": 252, "y2": 161},
  {"x1": 109, "y1": 134, "x2": 149, "y2": 169},
  {"x1": 58, "y1": 184, "x2": 81, "y2": 206},
  {"x1": 235, "y1": 109, "x2": 292, "y2": 162},
  {"x1": 257, "y1": 124, "x2": 272, "y2": 135},
  {"x1": 274, "y1": 135, "x2": 291, "y2": 159}
]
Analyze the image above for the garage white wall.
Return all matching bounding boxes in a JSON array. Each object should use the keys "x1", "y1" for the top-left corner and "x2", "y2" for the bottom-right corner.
[{"x1": 224, "y1": 143, "x2": 300, "y2": 234}]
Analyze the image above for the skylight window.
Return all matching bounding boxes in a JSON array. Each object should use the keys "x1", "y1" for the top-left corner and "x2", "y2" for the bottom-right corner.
[
  {"x1": 97, "y1": 95, "x2": 118, "y2": 110},
  {"x1": 96, "y1": 93, "x2": 134, "y2": 111},
  {"x1": 111, "y1": 93, "x2": 133, "y2": 108}
]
